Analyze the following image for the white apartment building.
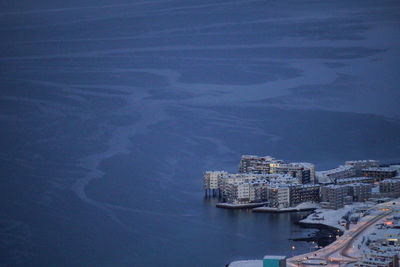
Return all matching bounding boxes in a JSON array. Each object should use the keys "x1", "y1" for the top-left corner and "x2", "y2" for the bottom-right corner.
[
  {"x1": 267, "y1": 185, "x2": 290, "y2": 208},
  {"x1": 225, "y1": 179, "x2": 268, "y2": 203},
  {"x1": 219, "y1": 173, "x2": 280, "y2": 198},
  {"x1": 204, "y1": 171, "x2": 227, "y2": 190}
]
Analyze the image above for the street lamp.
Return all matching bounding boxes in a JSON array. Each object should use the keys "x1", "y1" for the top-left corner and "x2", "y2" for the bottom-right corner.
[{"x1": 291, "y1": 245, "x2": 295, "y2": 257}]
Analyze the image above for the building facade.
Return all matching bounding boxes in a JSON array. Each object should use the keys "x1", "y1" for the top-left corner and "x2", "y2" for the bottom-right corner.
[
  {"x1": 289, "y1": 184, "x2": 320, "y2": 206},
  {"x1": 361, "y1": 167, "x2": 398, "y2": 182},
  {"x1": 348, "y1": 183, "x2": 372, "y2": 202},
  {"x1": 267, "y1": 185, "x2": 290, "y2": 208},
  {"x1": 238, "y1": 155, "x2": 283, "y2": 174},
  {"x1": 345, "y1": 160, "x2": 379, "y2": 176},
  {"x1": 204, "y1": 171, "x2": 227, "y2": 191},
  {"x1": 379, "y1": 179, "x2": 400, "y2": 198},
  {"x1": 320, "y1": 185, "x2": 348, "y2": 209}
]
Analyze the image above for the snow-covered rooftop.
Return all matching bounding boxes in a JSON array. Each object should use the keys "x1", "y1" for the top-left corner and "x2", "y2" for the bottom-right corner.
[
  {"x1": 363, "y1": 167, "x2": 397, "y2": 172},
  {"x1": 317, "y1": 165, "x2": 354, "y2": 176},
  {"x1": 346, "y1": 160, "x2": 379, "y2": 164},
  {"x1": 380, "y1": 179, "x2": 400, "y2": 183}
]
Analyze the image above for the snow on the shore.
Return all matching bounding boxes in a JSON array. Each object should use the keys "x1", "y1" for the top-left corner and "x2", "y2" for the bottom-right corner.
[
  {"x1": 300, "y1": 202, "x2": 374, "y2": 231},
  {"x1": 229, "y1": 260, "x2": 262, "y2": 267},
  {"x1": 346, "y1": 199, "x2": 400, "y2": 259},
  {"x1": 296, "y1": 202, "x2": 320, "y2": 209},
  {"x1": 217, "y1": 202, "x2": 267, "y2": 208},
  {"x1": 253, "y1": 202, "x2": 319, "y2": 212},
  {"x1": 346, "y1": 215, "x2": 387, "y2": 258}
]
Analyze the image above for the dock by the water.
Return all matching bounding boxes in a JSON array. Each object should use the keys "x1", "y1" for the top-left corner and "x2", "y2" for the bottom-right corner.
[
  {"x1": 252, "y1": 206, "x2": 316, "y2": 213},
  {"x1": 216, "y1": 202, "x2": 267, "y2": 209}
]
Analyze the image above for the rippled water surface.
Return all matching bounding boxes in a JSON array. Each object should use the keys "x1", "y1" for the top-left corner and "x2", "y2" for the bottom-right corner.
[{"x1": 1, "y1": 0, "x2": 400, "y2": 266}]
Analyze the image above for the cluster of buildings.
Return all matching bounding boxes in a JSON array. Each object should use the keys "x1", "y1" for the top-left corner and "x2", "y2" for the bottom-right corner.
[
  {"x1": 204, "y1": 156, "x2": 400, "y2": 209},
  {"x1": 356, "y1": 216, "x2": 400, "y2": 267},
  {"x1": 204, "y1": 155, "x2": 319, "y2": 208}
]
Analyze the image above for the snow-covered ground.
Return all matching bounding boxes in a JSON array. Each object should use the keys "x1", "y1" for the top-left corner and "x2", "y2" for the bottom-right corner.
[
  {"x1": 345, "y1": 215, "x2": 388, "y2": 259},
  {"x1": 300, "y1": 202, "x2": 375, "y2": 231},
  {"x1": 303, "y1": 199, "x2": 400, "y2": 264},
  {"x1": 229, "y1": 199, "x2": 400, "y2": 267},
  {"x1": 345, "y1": 200, "x2": 400, "y2": 259},
  {"x1": 253, "y1": 202, "x2": 319, "y2": 212}
]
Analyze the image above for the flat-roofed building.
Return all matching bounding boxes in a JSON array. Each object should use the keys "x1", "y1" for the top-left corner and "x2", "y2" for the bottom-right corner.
[
  {"x1": 348, "y1": 183, "x2": 372, "y2": 202},
  {"x1": 361, "y1": 167, "x2": 397, "y2": 182},
  {"x1": 289, "y1": 184, "x2": 320, "y2": 206},
  {"x1": 379, "y1": 179, "x2": 400, "y2": 198},
  {"x1": 204, "y1": 171, "x2": 227, "y2": 191},
  {"x1": 220, "y1": 173, "x2": 278, "y2": 199},
  {"x1": 271, "y1": 163, "x2": 315, "y2": 184},
  {"x1": 225, "y1": 179, "x2": 269, "y2": 204},
  {"x1": 320, "y1": 185, "x2": 348, "y2": 209},
  {"x1": 238, "y1": 155, "x2": 284, "y2": 174},
  {"x1": 346, "y1": 160, "x2": 379, "y2": 176},
  {"x1": 292, "y1": 162, "x2": 315, "y2": 183},
  {"x1": 335, "y1": 177, "x2": 375, "y2": 185},
  {"x1": 267, "y1": 185, "x2": 290, "y2": 208}
]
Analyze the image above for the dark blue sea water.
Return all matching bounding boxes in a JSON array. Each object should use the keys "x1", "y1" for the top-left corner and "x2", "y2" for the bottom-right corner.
[{"x1": 1, "y1": 0, "x2": 400, "y2": 266}]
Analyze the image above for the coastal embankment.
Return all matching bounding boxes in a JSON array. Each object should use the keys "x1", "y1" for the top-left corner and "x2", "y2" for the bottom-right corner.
[
  {"x1": 216, "y1": 202, "x2": 267, "y2": 209},
  {"x1": 252, "y1": 207, "x2": 316, "y2": 213},
  {"x1": 294, "y1": 220, "x2": 343, "y2": 247},
  {"x1": 253, "y1": 202, "x2": 319, "y2": 213}
]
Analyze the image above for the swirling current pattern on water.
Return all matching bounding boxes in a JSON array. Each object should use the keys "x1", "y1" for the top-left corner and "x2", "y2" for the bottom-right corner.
[{"x1": 1, "y1": 0, "x2": 400, "y2": 266}]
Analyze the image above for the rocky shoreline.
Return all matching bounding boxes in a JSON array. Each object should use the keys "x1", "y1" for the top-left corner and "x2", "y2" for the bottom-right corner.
[{"x1": 293, "y1": 217, "x2": 344, "y2": 247}]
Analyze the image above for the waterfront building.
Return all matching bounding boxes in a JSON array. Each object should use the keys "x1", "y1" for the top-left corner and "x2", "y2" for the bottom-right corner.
[
  {"x1": 361, "y1": 167, "x2": 398, "y2": 182},
  {"x1": 320, "y1": 185, "x2": 348, "y2": 209},
  {"x1": 225, "y1": 182, "x2": 251, "y2": 204},
  {"x1": 289, "y1": 184, "x2": 320, "y2": 206},
  {"x1": 238, "y1": 155, "x2": 284, "y2": 174},
  {"x1": 218, "y1": 174, "x2": 318, "y2": 205},
  {"x1": 267, "y1": 185, "x2": 290, "y2": 208},
  {"x1": 270, "y1": 163, "x2": 315, "y2": 184},
  {"x1": 316, "y1": 165, "x2": 356, "y2": 183},
  {"x1": 219, "y1": 173, "x2": 277, "y2": 199},
  {"x1": 379, "y1": 179, "x2": 400, "y2": 198},
  {"x1": 204, "y1": 171, "x2": 227, "y2": 192},
  {"x1": 237, "y1": 155, "x2": 315, "y2": 183},
  {"x1": 225, "y1": 179, "x2": 269, "y2": 204},
  {"x1": 206, "y1": 156, "x2": 391, "y2": 207},
  {"x1": 346, "y1": 160, "x2": 379, "y2": 176}
]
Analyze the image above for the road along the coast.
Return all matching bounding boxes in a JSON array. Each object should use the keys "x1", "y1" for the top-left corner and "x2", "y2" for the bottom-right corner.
[{"x1": 287, "y1": 200, "x2": 399, "y2": 267}]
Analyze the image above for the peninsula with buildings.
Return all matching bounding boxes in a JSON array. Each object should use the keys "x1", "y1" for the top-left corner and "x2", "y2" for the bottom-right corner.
[
  {"x1": 204, "y1": 156, "x2": 400, "y2": 267},
  {"x1": 204, "y1": 155, "x2": 399, "y2": 211}
]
